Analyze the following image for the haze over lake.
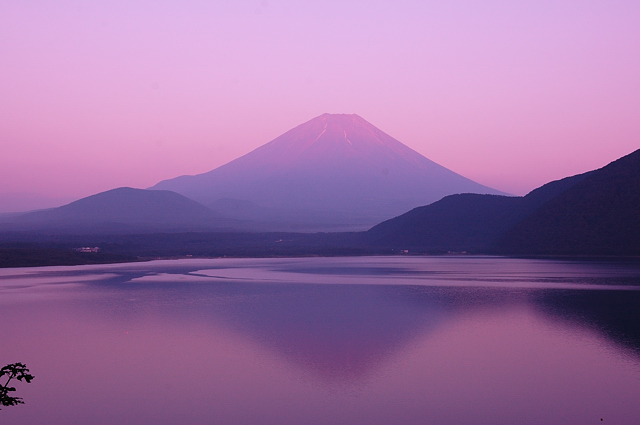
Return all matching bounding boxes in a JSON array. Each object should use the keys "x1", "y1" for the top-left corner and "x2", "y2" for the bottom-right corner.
[{"x1": 2, "y1": 256, "x2": 640, "y2": 424}]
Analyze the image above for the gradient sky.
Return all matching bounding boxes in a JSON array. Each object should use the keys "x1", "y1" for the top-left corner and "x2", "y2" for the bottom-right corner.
[{"x1": 1, "y1": 0, "x2": 639, "y2": 212}]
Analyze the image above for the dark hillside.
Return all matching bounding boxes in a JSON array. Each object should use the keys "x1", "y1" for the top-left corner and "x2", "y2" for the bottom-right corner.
[
  {"x1": 367, "y1": 172, "x2": 590, "y2": 253},
  {"x1": 367, "y1": 194, "x2": 520, "y2": 252},
  {"x1": 497, "y1": 149, "x2": 640, "y2": 255}
]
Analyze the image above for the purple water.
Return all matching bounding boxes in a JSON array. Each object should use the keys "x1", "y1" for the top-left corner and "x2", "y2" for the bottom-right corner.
[{"x1": 2, "y1": 257, "x2": 640, "y2": 424}]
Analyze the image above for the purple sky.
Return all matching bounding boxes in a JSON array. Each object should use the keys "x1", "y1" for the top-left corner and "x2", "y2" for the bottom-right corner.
[{"x1": 1, "y1": 0, "x2": 639, "y2": 212}]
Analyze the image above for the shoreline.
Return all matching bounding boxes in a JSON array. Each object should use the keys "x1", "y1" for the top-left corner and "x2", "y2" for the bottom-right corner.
[{"x1": 3, "y1": 247, "x2": 640, "y2": 269}]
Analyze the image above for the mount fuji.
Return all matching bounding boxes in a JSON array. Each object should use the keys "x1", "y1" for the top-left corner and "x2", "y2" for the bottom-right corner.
[{"x1": 152, "y1": 114, "x2": 504, "y2": 231}]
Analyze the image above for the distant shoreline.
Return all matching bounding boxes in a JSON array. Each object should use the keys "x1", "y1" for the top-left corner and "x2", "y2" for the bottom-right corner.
[
  {"x1": 2, "y1": 246, "x2": 640, "y2": 269},
  {"x1": 0, "y1": 247, "x2": 146, "y2": 269}
]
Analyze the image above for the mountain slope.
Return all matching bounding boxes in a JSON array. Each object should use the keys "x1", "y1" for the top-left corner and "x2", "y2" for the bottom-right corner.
[
  {"x1": 152, "y1": 114, "x2": 503, "y2": 231},
  {"x1": 497, "y1": 149, "x2": 640, "y2": 255},
  {"x1": 367, "y1": 172, "x2": 591, "y2": 252},
  {"x1": 2, "y1": 187, "x2": 239, "y2": 233}
]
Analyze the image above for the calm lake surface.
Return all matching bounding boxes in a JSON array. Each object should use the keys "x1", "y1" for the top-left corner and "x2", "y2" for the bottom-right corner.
[{"x1": 2, "y1": 256, "x2": 640, "y2": 424}]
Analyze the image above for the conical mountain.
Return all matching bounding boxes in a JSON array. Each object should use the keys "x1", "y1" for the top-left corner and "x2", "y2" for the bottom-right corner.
[{"x1": 152, "y1": 114, "x2": 503, "y2": 231}]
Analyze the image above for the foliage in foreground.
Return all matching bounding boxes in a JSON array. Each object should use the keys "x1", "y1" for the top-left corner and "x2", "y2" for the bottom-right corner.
[{"x1": 1, "y1": 363, "x2": 34, "y2": 409}]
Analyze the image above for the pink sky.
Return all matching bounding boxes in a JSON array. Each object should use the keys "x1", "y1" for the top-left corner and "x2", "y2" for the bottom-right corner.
[{"x1": 1, "y1": 0, "x2": 639, "y2": 212}]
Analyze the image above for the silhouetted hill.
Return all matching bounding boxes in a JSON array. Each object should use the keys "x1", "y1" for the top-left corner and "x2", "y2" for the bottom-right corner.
[
  {"x1": 367, "y1": 194, "x2": 518, "y2": 252},
  {"x1": 367, "y1": 172, "x2": 591, "y2": 253},
  {"x1": 497, "y1": 149, "x2": 640, "y2": 255},
  {"x1": 152, "y1": 113, "x2": 503, "y2": 231},
  {"x1": 1, "y1": 187, "x2": 242, "y2": 233}
]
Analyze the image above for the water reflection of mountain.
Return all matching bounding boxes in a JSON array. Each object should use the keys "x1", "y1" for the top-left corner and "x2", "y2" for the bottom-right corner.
[
  {"x1": 100, "y1": 276, "x2": 529, "y2": 382},
  {"x1": 118, "y1": 282, "x2": 457, "y2": 382},
  {"x1": 199, "y1": 284, "x2": 640, "y2": 382},
  {"x1": 79, "y1": 259, "x2": 640, "y2": 382},
  {"x1": 218, "y1": 284, "x2": 448, "y2": 381}
]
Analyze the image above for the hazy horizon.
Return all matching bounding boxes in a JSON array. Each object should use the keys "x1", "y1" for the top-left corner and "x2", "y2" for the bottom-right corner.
[{"x1": 2, "y1": 1, "x2": 639, "y2": 212}]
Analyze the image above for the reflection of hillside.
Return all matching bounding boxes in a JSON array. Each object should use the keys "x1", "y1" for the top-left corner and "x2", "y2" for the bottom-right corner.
[{"x1": 534, "y1": 289, "x2": 640, "y2": 354}]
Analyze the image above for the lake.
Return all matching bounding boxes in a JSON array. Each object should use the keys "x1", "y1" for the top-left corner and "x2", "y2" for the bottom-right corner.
[{"x1": 1, "y1": 256, "x2": 640, "y2": 424}]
